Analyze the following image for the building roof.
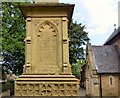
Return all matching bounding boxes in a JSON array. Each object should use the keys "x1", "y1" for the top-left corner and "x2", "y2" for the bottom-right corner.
[
  {"x1": 104, "y1": 27, "x2": 120, "y2": 45},
  {"x1": 91, "y1": 45, "x2": 120, "y2": 73}
]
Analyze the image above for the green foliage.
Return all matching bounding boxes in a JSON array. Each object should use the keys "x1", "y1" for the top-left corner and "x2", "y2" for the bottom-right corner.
[
  {"x1": 2, "y1": 2, "x2": 26, "y2": 75},
  {"x1": 71, "y1": 60, "x2": 85, "y2": 78},
  {"x1": 69, "y1": 21, "x2": 89, "y2": 65},
  {"x1": 2, "y1": 80, "x2": 13, "y2": 92},
  {"x1": 2, "y1": 82, "x2": 9, "y2": 92},
  {"x1": 69, "y1": 21, "x2": 89, "y2": 78}
]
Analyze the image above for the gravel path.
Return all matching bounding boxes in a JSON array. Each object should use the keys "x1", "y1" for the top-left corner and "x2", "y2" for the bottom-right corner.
[
  {"x1": 0, "y1": 90, "x2": 10, "y2": 97},
  {"x1": 80, "y1": 87, "x2": 86, "y2": 96}
]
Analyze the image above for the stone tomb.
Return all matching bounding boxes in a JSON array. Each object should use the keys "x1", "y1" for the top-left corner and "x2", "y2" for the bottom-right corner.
[{"x1": 15, "y1": 2, "x2": 79, "y2": 96}]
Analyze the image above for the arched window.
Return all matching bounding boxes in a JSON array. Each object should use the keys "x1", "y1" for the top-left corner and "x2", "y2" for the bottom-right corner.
[
  {"x1": 109, "y1": 76, "x2": 115, "y2": 87},
  {"x1": 109, "y1": 77, "x2": 112, "y2": 85}
]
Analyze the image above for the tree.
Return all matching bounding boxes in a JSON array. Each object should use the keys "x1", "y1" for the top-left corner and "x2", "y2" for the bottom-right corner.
[
  {"x1": 69, "y1": 21, "x2": 89, "y2": 78},
  {"x1": 69, "y1": 21, "x2": 89, "y2": 64},
  {"x1": 2, "y1": 2, "x2": 26, "y2": 75},
  {"x1": 71, "y1": 60, "x2": 85, "y2": 78}
]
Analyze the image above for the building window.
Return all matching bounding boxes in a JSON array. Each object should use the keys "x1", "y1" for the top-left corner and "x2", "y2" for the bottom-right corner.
[
  {"x1": 109, "y1": 76, "x2": 114, "y2": 87},
  {"x1": 110, "y1": 77, "x2": 112, "y2": 85}
]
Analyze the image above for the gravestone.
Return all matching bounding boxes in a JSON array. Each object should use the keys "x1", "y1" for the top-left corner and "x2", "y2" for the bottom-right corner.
[{"x1": 15, "y1": 0, "x2": 79, "y2": 96}]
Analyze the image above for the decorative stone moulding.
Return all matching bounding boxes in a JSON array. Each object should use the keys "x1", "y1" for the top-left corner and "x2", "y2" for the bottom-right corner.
[{"x1": 15, "y1": 75, "x2": 79, "y2": 96}]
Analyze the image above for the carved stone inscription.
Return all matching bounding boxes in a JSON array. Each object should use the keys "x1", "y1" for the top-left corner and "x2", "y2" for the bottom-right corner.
[{"x1": 36, "y1": 21, "x2": 58, "y2": 74}]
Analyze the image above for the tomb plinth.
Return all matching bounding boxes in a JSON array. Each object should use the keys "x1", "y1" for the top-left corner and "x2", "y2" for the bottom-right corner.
[{"x1": 15, "y1": 2, "x2": 79, "y2": 96}]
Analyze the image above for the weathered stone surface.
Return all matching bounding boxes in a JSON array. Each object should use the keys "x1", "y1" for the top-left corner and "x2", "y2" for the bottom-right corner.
[
  {"x1": 15, "y1": 75, "x2": 79, "y2": 96},
  {"x1": 15, "y1": 3, "x2": 79, "y2": 96}
]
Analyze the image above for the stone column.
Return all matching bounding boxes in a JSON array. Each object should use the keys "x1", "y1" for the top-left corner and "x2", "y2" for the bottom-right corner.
[
  {"x1": 24, "y1": 17, "x2": 32, "y2": 74},
  {"x1": 62, "y1": 17, "x2": 71, "y2": 74}
]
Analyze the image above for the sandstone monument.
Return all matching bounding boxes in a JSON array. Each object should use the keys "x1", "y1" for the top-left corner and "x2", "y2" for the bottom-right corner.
[{"x1": 15, "y1": 0, "x2": 79, "y2": 96}]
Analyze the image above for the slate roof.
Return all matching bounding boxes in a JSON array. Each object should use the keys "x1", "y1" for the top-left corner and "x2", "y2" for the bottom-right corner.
[
  {"x1": 91, "y1": 45, "x2": 120, "y2": 73},
  {"x1": 104, "y1": 27, "x2": 120, "y2": 45}
]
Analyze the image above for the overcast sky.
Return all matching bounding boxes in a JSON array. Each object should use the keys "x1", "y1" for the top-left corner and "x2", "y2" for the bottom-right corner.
[{"x1": 60, "y1": 0, "x2": 119, "y2": 45}]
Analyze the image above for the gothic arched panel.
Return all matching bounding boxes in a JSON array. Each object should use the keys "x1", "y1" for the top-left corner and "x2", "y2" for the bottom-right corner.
[{"x1": 35, "y1": 21, "x2": 59, "y2": 74}]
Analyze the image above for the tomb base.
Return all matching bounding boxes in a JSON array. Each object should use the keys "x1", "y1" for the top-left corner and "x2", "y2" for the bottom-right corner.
[{"x1": 15, "y1": 75, "x2": 79, "y2": 96}]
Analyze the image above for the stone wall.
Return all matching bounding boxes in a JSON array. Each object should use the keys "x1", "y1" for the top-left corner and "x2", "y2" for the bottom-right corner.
[
  {"x1": 119, "y1": 75, "x2": 120, "y2": 96},
  {"x1": 101, "y1": 74, "x2": 119, "y2": 96},
  {"x1": 85, "y1": 45, "x2": 100, "y2": 96}
]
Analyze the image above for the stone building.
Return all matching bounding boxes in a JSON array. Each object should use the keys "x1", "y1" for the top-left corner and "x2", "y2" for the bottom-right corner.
[
  {"x1": 84, "y1": 27, "x2": 120, "y2": 96},
  {"x1": 80, "y1": 64, "x2": 86, "y2": 88}
]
